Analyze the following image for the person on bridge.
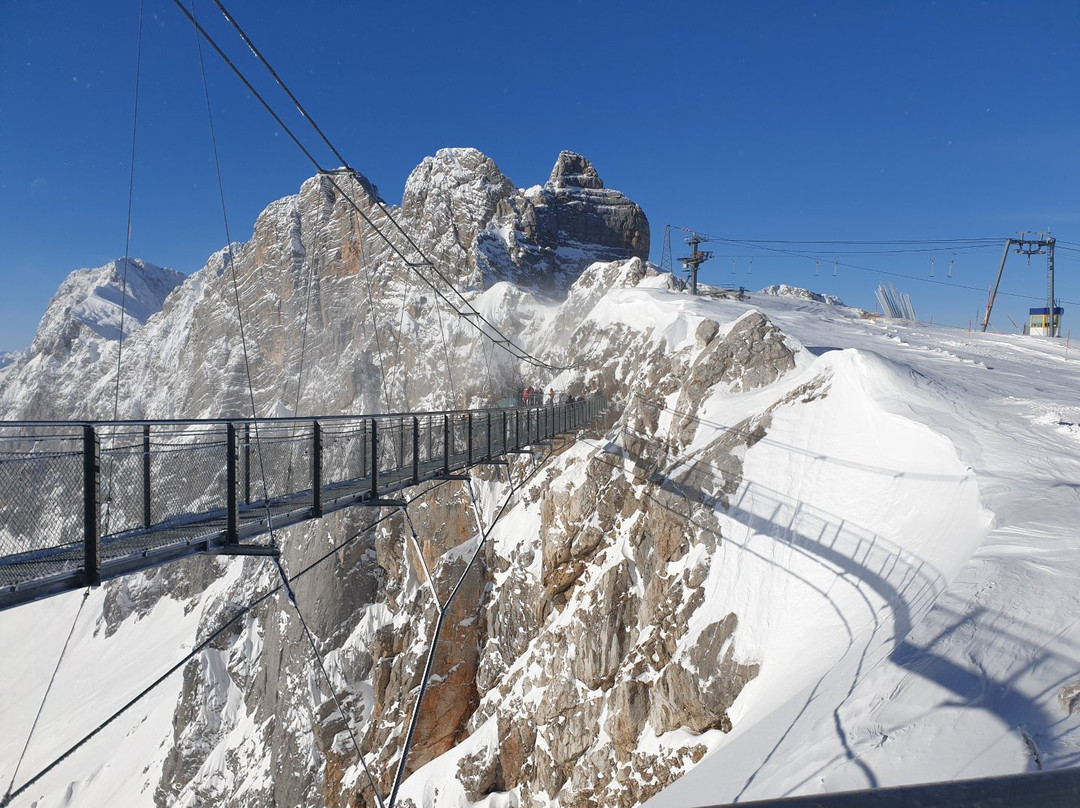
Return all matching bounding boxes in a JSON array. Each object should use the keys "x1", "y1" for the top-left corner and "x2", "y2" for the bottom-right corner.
[{"x1": 548, "y1": 387, "x2": 555, "y2": 405}]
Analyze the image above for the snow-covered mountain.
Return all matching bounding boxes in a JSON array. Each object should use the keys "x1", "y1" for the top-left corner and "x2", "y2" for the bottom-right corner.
[
  {"x1": 2, "y1": 149, "x2": 1078, "y2": 808},
  {"x1": 0, "y1": 258, "x2": 185, "y2": 419}
]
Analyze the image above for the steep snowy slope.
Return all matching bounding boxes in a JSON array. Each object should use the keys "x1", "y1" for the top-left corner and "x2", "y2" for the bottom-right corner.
[{"x1": 646, "y1": 295, "x2": 1080, "y2": 804}]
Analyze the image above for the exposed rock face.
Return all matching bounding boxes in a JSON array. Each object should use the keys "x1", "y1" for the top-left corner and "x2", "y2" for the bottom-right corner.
[
  {"x1": 436, "y1": 278, "x2": 807, "y2": 807},
  {"x1": 0, "y1": 147, "x2": 807, "y2": 808},
  {"x1": 475, "y1": 149, "x2": 649, "y2": 290},
  {"x1": 397, "y1": 148, "x2": 649, "y2": 293}
]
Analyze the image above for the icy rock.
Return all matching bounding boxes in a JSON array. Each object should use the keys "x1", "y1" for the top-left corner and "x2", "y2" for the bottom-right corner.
[
  {"x1": 758, "y1": 283, "x2": 845, "y2": 306},
  {"x1": 648, "y1": 613, "x2": 759, "y2": 734},
  {"x1": 547, "y1": 150, "x2": 604, "y2": 189},
  {"x1": 1058, "y1": 680, "x2": 1080, "y2": 714}
]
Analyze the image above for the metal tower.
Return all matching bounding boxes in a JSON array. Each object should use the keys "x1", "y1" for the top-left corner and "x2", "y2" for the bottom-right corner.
[
  {"x1": 982, "y1": 232, "x2": 1058, "y2": 335},
  {"x1": 678, "y1": 232, "x2": 713, "y2": 296}
]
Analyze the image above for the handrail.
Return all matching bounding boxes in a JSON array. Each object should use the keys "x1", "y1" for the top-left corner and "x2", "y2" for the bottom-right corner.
[
  {"x1": 0, "y1": 396, "x2": 604, "y2": 611},
  {"x1": 0, "y1": 399, "x2": 560, "y2": 429}
]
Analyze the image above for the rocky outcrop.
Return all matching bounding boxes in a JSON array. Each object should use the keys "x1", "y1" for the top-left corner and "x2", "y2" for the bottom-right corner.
[
  {"x1": 396, "y1": 148, "x2": 649, "y2": 293},
  {"x1": 434, "y1": 276, "x2": 803, "y2": 807},
  {"x1": 472, "y1": 150, "x2": 650, "y2": 290}
]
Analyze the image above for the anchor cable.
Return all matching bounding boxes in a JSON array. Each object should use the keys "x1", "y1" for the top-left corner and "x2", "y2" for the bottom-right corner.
[
  {"x1": 272, "y1": 556, "x2": 386, "y2": 808},
  {"x1": 1, "y1": 479, "x2": 446, "y2": 805},
  {"x1": 174, "y1": 0, "x2": 578, "y2": 373},
  {"x1": 2, "y1": 590, "x2": 90, "y2": 807}
]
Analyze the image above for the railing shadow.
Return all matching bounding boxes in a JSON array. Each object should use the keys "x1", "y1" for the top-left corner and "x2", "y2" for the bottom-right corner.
[{"x1": 596, "y1": 426, "x2": 1063, "y2": 794}]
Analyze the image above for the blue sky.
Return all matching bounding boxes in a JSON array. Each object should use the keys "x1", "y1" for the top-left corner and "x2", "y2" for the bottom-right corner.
[{"x1": 1, "y1": 0, "x2": 1078, "y2": 352}]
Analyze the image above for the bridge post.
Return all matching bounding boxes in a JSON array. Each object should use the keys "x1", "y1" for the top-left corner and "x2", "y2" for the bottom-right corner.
[
  {"x1": 83, "y1": 425, "x2": 100, "y2": 587},
  {"x1": 142, "y1": 424, "x2": 152, "y2": 528},
  {"x1": 412, "y1": 416, "x2": 419, "y2": 485},
  {"x1": 428, "y1": 415, "x2": 434, "y2": 463},
  {"x1": 226, "y1": 423, "x2": 239, "y2": 545},
  {"x1": 311, "y1": 420, "x2": 323, "y2": 518},
  {"x1": 485, "y1": 411, "x2": 492, "y2": 461},
  {"x1": 502, "y1": 411, "x2": 507, "y2": 457},
  {"x1": 361, "y1": 420, "x2": 368, "y2": 480},
  {"x1": 514, "y1": 409, "x2": 520, "y2": 451},
  {"x1": 443, "y1": 414, "x2": 450, "y2": 476},
  {"x1": 243, "y1": 422, "x2": 251, "y2": 505},
  {"x1": 467, "y1": 413, "x2": 473, "y2": 466},
  {"x1": 370, "y1": 419, "x2": 379, "y2": 500}
]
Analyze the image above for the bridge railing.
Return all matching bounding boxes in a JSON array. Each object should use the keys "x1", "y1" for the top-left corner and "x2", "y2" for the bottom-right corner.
[{"x1": 0, "y1": 395, "x2": 603, "y2": 610}]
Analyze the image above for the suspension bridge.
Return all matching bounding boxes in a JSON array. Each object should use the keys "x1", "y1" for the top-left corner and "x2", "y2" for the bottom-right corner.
[{"x1": 0, "y1": 397, "x2": 600, "y2": 612}]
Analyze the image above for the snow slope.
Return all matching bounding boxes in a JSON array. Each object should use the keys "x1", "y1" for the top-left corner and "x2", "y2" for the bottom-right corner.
[{"x1": 647, "y1": 293, "x2": 1080, "y2": 804}]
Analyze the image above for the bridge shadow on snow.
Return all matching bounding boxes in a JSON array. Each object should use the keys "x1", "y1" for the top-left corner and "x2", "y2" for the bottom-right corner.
[{"x1": 588, "y1": 433, "x2": 1066, "y2": 795}]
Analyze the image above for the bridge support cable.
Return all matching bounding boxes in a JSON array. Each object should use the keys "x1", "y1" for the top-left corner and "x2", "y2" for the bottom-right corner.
[
  {"x1": 384, "y1": 441, "x2": 558, "y2": 807},
  {"x1": 186, "y1": 0, "x2": 280, "y2": 547},
  {"x1": 272, "y1": 555, "x2": 386, "y2": 808},
  {"x1": 99, "y1": 0, "x2": 146, "y2": 545},
  {"x1": 2, "y1": 590, "x2": 90, "y2": 808},
  {"x1": 352, "y1": 213, "x2": 396, "y2": 418},
  {"x1": 172, "y1": 0, "x2": 577, "y2": 375},
  {"x1": 0, "y1": 483, "x2": 442, "y2": 807},
  {"x1": 280, "y1": 189, "x2": 330, "y2": 500},
  {"x1": 0, "y1": 397, "x2": 598, "y2": 801},
  {"x1": 110, "y1": 0, "x2": 145, "y2": 426},
  {"x1": 0, "y1": 561, "x2": 283, "y2": 808},
  {"x1": 202, "y1": 0, "x2": 545, "y2": 375}
]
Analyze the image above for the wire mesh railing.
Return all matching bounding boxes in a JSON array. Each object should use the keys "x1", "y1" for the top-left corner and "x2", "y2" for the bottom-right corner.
[{"x1": 0, "y1": 396, "x2": 603, "y2": 610}]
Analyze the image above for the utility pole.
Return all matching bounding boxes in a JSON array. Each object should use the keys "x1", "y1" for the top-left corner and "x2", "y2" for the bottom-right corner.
[
  {"x1": 981, "y1": 232, "x2": 1058, "y2": 335},
  {"x1": 678, "y1": 232, "x2": 713, "y2": 296}
]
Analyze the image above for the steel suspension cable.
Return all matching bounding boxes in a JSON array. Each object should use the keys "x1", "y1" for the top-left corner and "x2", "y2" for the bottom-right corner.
[
  {"x1": 189, "y1": 0, "x2": 275, "y2": 529},
  {"x1": 352, "y1": 210, "x2": 395, "y2": 417},
  {"x1": 2, "y1": 590, "x2": 90, "y2": 808},
  {"x1": 0, "y1": 478, "x2": 450, "y2": 806},
  {"x1": 110, "y1": 0, "x2": 145, "y2": 424},
  {"x1": 174, "y1": 0, "x2": 575, "y2": 373},
  {"x1": 272, "y1": 556, "x2": 386, "y2": 807},
  {"x1": 385, "y1": 449, "x2": 555, "y2": 808},
  {"x1": 2, "y1": 406, "x2": 580, "y2": 805},
  {"x1": 292, "y1": 184, "x2": 327, "y2": 418},
  {"x1": 101, "y1": 0, "x2": 146, "y2": 539},
  {"x1": 392, "y1": 255, "x2": 419, "y2": 412},
  {"x1": 431, "y1": 284, "x2": 459, "y2": 409}
]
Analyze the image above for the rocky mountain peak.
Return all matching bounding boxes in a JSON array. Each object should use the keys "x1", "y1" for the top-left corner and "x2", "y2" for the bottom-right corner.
[
  {"x1": 546, "y1": 151, "x2": 603, "y2": 190},
  {"x1": 29, "y1": 258, "x2": 184, "y2": 356}
]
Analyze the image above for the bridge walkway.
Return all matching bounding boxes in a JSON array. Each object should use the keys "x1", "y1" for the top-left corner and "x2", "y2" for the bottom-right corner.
[{"x1": 0, "y1": 397, "x2": 600, "y2": 610}]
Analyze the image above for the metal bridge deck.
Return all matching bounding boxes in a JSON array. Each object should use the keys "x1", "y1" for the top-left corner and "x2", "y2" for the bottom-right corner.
[{"x1": 0, "y1": 398, "x2": 599, "y2": 610}]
